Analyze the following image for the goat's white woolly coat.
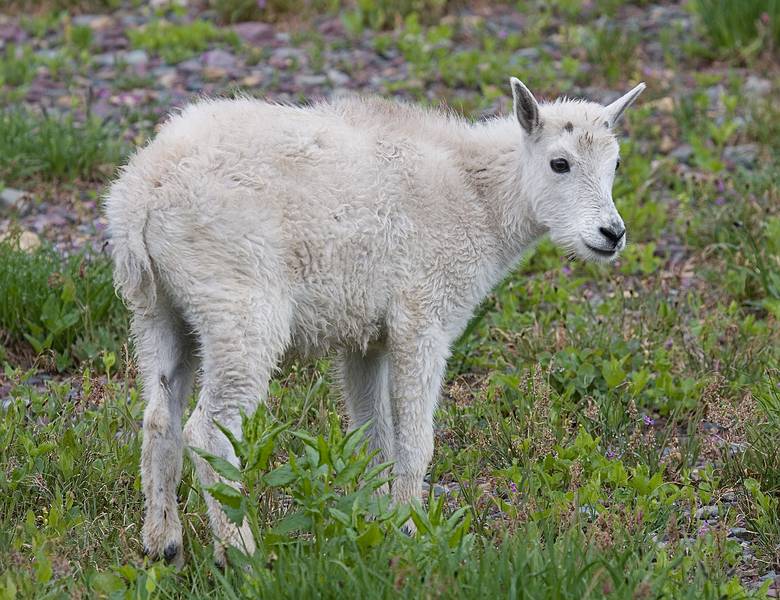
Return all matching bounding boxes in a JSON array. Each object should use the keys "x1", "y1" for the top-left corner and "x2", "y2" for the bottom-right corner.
[{"x1": 105, "y1": 81, "x2": 644, "y2": 564}]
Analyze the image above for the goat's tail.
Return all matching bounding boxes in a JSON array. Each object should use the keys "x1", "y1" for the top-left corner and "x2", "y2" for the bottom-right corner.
[{"x1": 104, "y1": 178, "x2": 158, "y2": 313}]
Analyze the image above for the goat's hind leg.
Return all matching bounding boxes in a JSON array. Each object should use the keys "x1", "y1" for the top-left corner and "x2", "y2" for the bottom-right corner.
[
  {"x1": 183, "y1": 292, "x2": 291, "y2": 566},
  {"x1": 337, "y1": 348, "x2": 394, "y2": 494},
  {"x1": 134, "y1": 297, "x2": 197, "y2": 567}
]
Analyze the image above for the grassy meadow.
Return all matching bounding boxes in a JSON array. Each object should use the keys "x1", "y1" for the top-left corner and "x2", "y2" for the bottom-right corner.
[{"x1": 0, "y1": 0, "x2": 779, "y2": 597}]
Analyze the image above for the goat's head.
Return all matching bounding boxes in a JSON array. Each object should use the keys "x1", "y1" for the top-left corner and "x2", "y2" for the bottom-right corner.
[{"x1": 510, "y1": 78, "x2": 645, "y2": 263}]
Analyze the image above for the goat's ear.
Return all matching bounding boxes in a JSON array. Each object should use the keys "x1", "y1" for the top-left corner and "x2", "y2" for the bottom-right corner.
[
  {"x1": 604, "y1": 82, "x2": 646, "y2": 128},
  {"x1": 510, "y1": 77, "x2": 541, "y2": 136}
]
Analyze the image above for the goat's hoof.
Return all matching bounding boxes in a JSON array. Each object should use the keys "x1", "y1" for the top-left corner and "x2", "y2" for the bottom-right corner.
[
  {"x1": 143, "y1": 541, "x2": 184, "y2": 568},
  {"x1": 163, "y1": 543, "x2": 180, "y2": 563}
]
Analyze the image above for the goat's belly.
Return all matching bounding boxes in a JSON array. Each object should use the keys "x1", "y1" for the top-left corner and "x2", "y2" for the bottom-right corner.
[{"x1": 289, "y1": 279, "x2": 387, "y2": 357}]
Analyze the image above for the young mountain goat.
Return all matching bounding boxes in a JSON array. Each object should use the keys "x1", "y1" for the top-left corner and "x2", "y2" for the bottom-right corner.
[{"x1": 105, "y1": 78, "x2": 645, "y2": 565}]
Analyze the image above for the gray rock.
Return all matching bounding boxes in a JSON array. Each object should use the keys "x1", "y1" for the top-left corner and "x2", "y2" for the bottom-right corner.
[
  {"x1": 744, "y1": 75, "x2": 771, "y2": 97},
  {"x1": 72, "y1": 14, "x2": 113, "y2": 30},
  {"x1": 728, "y1": 527, "x2": 752, "y2": 539},
  {"x1": 233, "y1": 22, "x2": 275, "y2": 45},
  {"x1": 694, "y1": 505, "x2": 718, "y2": 519},
  {"x1": 318, "y1": 18, "x2": 344, "y2": 36},
  {"x1": 155, "y1": 67, "x2": 178, "y2": 88},
  {"x1": 670, "y1": 144, "x2": 693, "y2": 162},
  {"x1": 728, "y1": 441, "x2": 749, "y2": 455},
  {"x1": 297, "y1": 74, "x2": 327, "y2": 86},
  {"x1": 35, "y1": 49, "x2": 60, "y2": 61},
  {"x1": 723, "y1": 144, "x2": 758, "y2": 168},
  {"x1": 421, "y1": 482, "x2": 450, "y2": 497},
  {"x1": 431, "y1": 483, "x2": 449, "y2": 497},
  {"x1": 185, "y1": 77, "x2": 204, "y2": 91},
  {"x1": 0, "y1": 187, "x2": 25, "y2": 208},
  {"x1": 123, "y1": 49, "x2": 149, "y2": 66},
  {"x1": 327, "y1": 69, "x2": 350, "y2": 86},
  {"x1": 202, "y1": 49, "x2": 237, "y2": 70},
  {"x1": 178, "y1": 59, "x2": 202, "y2": 73},
  {"x1": 93, "y1": 52, "x2": 116, "y2": 66},
  {"x1": 271, "y1": 47, "x2": 305, "y2": 62},
  {"x1": 516, "y1": 47, "x2": 540, "y2": 60},
  {"x1": 706, "y1": 84, "x2": 726, "y2": 107}
]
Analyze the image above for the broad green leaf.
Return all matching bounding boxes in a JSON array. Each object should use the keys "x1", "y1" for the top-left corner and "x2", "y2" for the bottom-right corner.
[
  {"x1": 342, "y1": 421, "x2": 372, "y2": 458},
  {"x1": 272, "y1": 511, "x2": 312, "y2": 535},
  {"x1": 214, "y1": 420, "x2": 247, "y2": 461},
  {"x1": 206, "y1": 482, "x2": 243, "y2": 509},
  {"x1": 191, "y1": 447, "x2": 242, "y2": 482},
  {"x1": 90, "y1": 572, "x2": 125, "y2": 594},
  {"x1": 290, "y1": 430, "x2": 318, "y2": 447},
  {"x1": 356, "y1": 523, "x2": 383, "y2": 550},
  {"x1": 334, "y1": 455, "x2": 371, "y2": 487},
  {"x1": 317, "y1": 435, "x2": 331, "y2": 467},
  {"x1": 264, "y1": 464, "x2": 296, "y2": 487},
  {"x1": 328, "y1": 507, "x2": 351, "y2": 527}
]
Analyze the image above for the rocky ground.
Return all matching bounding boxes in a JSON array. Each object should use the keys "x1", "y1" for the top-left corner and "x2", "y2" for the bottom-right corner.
[{"x1": 0, "y1": 1, "x2": 773, "y2": 256}]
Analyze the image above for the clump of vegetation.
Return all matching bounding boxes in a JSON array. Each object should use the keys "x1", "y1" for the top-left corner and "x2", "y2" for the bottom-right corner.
[
  {"x1": 2, "y1": 0, "x2": 120, "y2": 12},
  {"x1": 694, "y1": 0, "x2": 780, "y2": 53},
  {"x1": 349, "y1": 0, "x2": 456, "y2": 30},
  {"x1": 210, "y1": 0, "x2": 338, "y2": 23},
  {"x1": 127, "y1": 19, "x2": 241, "y2": 63},
  {"x1": 0, "y1": 44, "x2": 37, "y2": 89},
  {"x1": 210, "y1": 0, "x2": 265, "y2": 23},
  {"x1": 0, "y1": 238, "x2": 127, "y2": 370},
  {"x1": 210, "y1": 0, "x2": 454, "y2": 26},
  {"x1": 0, "y1": 108, "x2": 126, "y2": 185},
  {"x1": 584, "y1": 22, "x2": 640, "y2": 84},
  {"x1": 0, "y1": 377, "x2": 772, "y2": 598}
]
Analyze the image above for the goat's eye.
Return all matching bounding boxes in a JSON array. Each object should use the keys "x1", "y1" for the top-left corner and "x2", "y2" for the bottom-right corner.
[
  {"x1": 550, "y1": 158, "x2": 570, "y2": 174},
  {"x1": 615, "y1": 158, "x2": 621, "y2": 171}
]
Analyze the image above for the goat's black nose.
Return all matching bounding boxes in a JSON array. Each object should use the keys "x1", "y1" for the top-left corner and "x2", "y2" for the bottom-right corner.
[{"x1": 599, "y1": 226, "x2": 625, "y2": 247}]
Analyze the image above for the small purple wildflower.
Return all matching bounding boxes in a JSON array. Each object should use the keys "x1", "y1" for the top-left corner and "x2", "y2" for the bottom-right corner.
[
  {"x1": 498, "y1": 30, "x2": 508, "y2": 39},
  {"x1": 643, "y1": 415, "x2": 655, "y2": 427},
  {"x1": 562, "y1": 265, "x2": 572, "y2": 276},
  {"x1": 698, "y1": 522, "x2": 710, "y2": 537},
  {"x1": 664, "y1": 338, "x2": 674, "y2": 350},
  {"x1": 257, "y1": 0, "x2": 267, "y2": 8},
  {"x1": 606, "y1": 448, "x2": 617, "y2": 459},
  {"x1": 716, "y1": 179, "x2": 725, "y2": 193},
  {"x1": 509, "y1": 481, "x2": 518, "y2": 494},
  {"x1": 715, "y1": 196, "x2": 725, "y2": 206}
]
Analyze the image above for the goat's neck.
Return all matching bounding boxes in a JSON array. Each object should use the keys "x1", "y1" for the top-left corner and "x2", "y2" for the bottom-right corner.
[{"x1": 459, "y1": 120, "x2": 547, "y2": 269}]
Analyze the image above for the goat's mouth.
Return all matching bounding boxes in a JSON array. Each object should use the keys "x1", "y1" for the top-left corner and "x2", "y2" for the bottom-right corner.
[
  {"x1": 583, "y1": 243, "x2": 617, "y2": 258},
  {"x1": 577, "y1": 237, "x2": 621, "y2": 262}
]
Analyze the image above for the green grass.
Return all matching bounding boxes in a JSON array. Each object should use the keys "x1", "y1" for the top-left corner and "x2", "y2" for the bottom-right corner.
[
  {"x1": 127, "y1": 19, "x2": 241, "y2": 63},
  {"x1": 210, "y1": 0, "x2": 340, "y2": 23},
  {"x1": 2, "y1": 0, "x2": 121, "y2": 12},
  {"x1": 0, "y1": 238, "x2": 127, "y2": 370},
  {"x1": 0, "y1": 108, "x2": 126, "y2": 185},
  {"x1": 694, "y1": 0, "x2": 780, "y2": 53},
  {"x1": 0, "y1": 366, "x2": 772, "y2": 599},
  {"x1": 0, "y1": 44, "x2": 37, "y2": 89}
]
